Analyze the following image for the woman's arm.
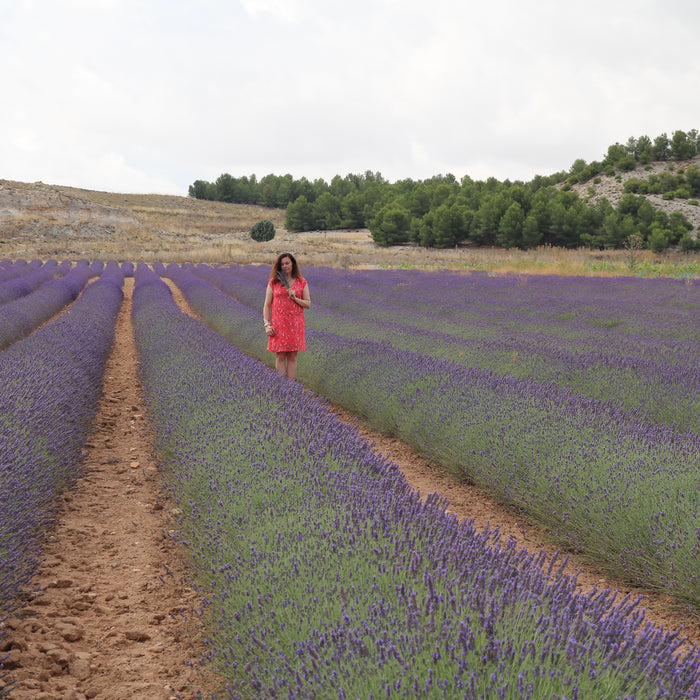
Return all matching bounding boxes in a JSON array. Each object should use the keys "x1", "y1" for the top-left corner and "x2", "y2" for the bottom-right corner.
[
  {"x1": 263, "y1": 284, "x2": 274, "y2": 334},
  {"x1": 290, "y1": 282, "x2": 311, "y2": 309}
]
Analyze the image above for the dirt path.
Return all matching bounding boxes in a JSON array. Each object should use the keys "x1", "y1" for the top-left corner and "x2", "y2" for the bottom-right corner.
[
  {"x1": 2, "y1": 278, "x2": 698, "y2": 699},
  {"x1": 2, "y1": 279, "x2": 214, "y2": 700}
]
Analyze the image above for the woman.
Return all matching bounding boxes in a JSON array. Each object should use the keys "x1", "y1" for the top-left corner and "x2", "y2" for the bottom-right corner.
[{"x1": 263, "y1": 252, "x2": 311, "y2": 380}]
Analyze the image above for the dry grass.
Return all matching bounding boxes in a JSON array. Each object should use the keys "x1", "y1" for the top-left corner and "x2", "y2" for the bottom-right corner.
[{"x1": 1, "y1": 183, "x2": 699, "y2": 276}]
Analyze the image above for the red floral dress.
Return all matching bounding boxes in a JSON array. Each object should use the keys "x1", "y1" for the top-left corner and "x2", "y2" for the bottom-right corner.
[{"x1": 267, "y1": 276, "x2": 307, "y2": 352}]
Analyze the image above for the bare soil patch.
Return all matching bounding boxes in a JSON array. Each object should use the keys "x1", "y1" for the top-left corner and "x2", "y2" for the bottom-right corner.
[{"x1": 2, "y1": 278, "x2": 698, "y2": 699}]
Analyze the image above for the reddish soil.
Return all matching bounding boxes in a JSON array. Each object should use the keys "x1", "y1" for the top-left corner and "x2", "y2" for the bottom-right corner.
[{"x1": 2, "y1": 278, "x2": 698, "y2": 699}]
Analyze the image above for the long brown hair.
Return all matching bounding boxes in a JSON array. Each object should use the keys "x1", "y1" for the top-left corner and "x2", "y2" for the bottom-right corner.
[{"x1": 269, "y1": 252, "x2": 300, "y2": 284}]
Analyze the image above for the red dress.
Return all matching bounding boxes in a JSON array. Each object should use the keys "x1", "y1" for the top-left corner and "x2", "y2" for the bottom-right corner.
[{"x1": 267, "y1": 276, "x2": 307, "y2": 352}]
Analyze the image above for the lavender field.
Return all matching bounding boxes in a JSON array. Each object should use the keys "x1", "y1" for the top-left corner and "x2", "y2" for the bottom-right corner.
[
  {"x1": 2, "y1": 258, "x2": 700, "y2": 698},
  {"x1": 165, "y1": 264, "x2": 700, "y2": 608},
  {"x1": 135, "y1": 264, "x2": 699, "y2": 698}
]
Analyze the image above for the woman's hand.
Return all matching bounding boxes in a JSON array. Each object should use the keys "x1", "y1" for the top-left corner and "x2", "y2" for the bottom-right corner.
[{"x1": 288, "y1": 288, "x2": 296, "y2": 301}]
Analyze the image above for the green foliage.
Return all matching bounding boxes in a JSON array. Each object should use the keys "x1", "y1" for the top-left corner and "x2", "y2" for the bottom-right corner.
[
  {"x1": 522, "y1": 214, "x2": 542, "y2": 248},
  {"x1": 433, "y1": 203, "x2": 468, "y2": 247},
  {"x1": 686, "y1": 165, "x2": 700, "y2": 195},
  {"x1": 648, "y1": 225, "x2": 669, "y2": 253},
  {"x1": 187, "y1": 129, "x2": 700, "y2": 252},
  {"x1": 636, "y1": 134, "x2": 654, "y2": 163},
  {"x1": 671, "y1": 129, "x2": 698, "y2": 160},
  {"x1": 497, "y1": 201, "x2": 525, "y2": 248},
  {"x1": 652, "y1": 133, "x2": 670, "y2": 160},
  {"x1": 617, "y1": 153, "x2": 637, "y2": 171},
  {"x1": 369, "y1": 204, "x2": 411, "y2": 246},
  {"x1": 188, "y1": 179, "x2": 217, "y2": 199},
  {"x1": 249, "y1": 219, "x2": 275, "y2": 242},
  {"x1": 312, "y1": 192, "x2": 342, "y2": 229},
  {"x1": 679, "y1": 231, "x2": 699, "y2": 253},
  {"x1": 285, "y1": 196, "x2": 315, "y2": 233},
  {"x1": 215, "y1": 173, "x2": 236, "y2": 202}
]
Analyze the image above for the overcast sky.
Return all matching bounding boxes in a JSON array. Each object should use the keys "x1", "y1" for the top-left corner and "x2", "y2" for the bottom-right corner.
[{"x1": 1, "y1": 0, "x2": 699, "y2": 196}]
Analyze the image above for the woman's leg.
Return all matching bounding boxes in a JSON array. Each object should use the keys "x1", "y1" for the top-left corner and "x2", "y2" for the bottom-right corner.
[
  {"x1": 286, "y1": 351, "x2": 298, "y2": 381},
  {"x1": 275, "y1": 352, "x2": 287, "y2": 376}
]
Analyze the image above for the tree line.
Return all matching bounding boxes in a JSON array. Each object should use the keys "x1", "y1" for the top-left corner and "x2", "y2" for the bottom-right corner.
[{"x1": 188, "y1": 129, "x2": 700, "y2": 252}]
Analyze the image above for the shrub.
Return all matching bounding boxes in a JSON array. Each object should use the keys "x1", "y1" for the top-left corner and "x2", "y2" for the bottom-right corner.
[
  {"x1": 648, "y1": 226, "x2": 669, "y2": 252},
  {"x1": 250, "y1": 219, "x2": 276, "y2": 242},
  {"x1": 679, "y1": 232, "x2": 698, "y2": 252},
  {"x1": 616, "y1": 153, "x2": 637, "y2": 171},
  {"x1": 369, "y1": 204, "x2": 412, "y2": 246}
]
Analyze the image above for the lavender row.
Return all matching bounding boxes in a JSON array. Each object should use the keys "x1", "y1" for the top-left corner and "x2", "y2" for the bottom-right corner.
[
  {"x1": 0, "y1": 260, "x2": 67, "y2": 304},
  {"x1": 194, "y1": 264, "x2": 700, "y2": 434},
  {"x1": 304, "y1": 269, "x2": 700, "y2": 432},
  {"x1": 0, "y1": 263, "x2": 123, "y2": 622},
  {"x1": 134, "y1": 264, "x2": 700, "y2": 699},
  {"x1": 0, "y1": 262, "x2": 95, "y2": 351},
  {"x1": 164, "y1": 265, "x2": 700, "y2": 607},
  {"x1": 0, "y1": 259, "x2": 43, "y2": 283}
]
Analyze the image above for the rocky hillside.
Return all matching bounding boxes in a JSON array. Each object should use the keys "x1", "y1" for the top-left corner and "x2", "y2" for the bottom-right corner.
[
  {"x1": 0, "y1": 180, "x2": 143, "y2": 259},
  {"x1": 0, "y1": 180, "x2": 140, "y2": 227},
  {"x1": 565, "y1": 155, "x2": 700, "y2": 231},
  {"x1": 0, "y1": 179, "x2": 287, "y2": 261}
]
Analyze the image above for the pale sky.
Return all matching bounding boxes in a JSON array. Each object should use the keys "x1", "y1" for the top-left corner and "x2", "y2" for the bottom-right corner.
[{"x1": 1, "y1": 0, "x2": 699, "y2": 195}]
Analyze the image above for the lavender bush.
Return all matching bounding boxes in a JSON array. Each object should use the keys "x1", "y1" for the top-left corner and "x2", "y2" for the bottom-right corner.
[
  {"x1": 135, "y1": 265, "x2": 700, "y2": 698},
  {"x1": 0, "y1": 264, "x2": 123, "y2": 621}
]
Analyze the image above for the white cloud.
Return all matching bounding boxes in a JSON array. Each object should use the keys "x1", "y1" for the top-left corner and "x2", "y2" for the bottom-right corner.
[
  {"x1": 0, "y1": 0, "x2": 698, "y2": 193},
  {"x1": 85, "y1": 152, "x2": 181, "y2": 194},
  {"x1": 239, "y1": 0, "x2": 305, "y2": 21}
]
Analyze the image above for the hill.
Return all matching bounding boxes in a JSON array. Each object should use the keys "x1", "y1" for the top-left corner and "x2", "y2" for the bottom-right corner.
[{"x1": 1, "y1": 170, "x2": 699, "y2": 274}]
